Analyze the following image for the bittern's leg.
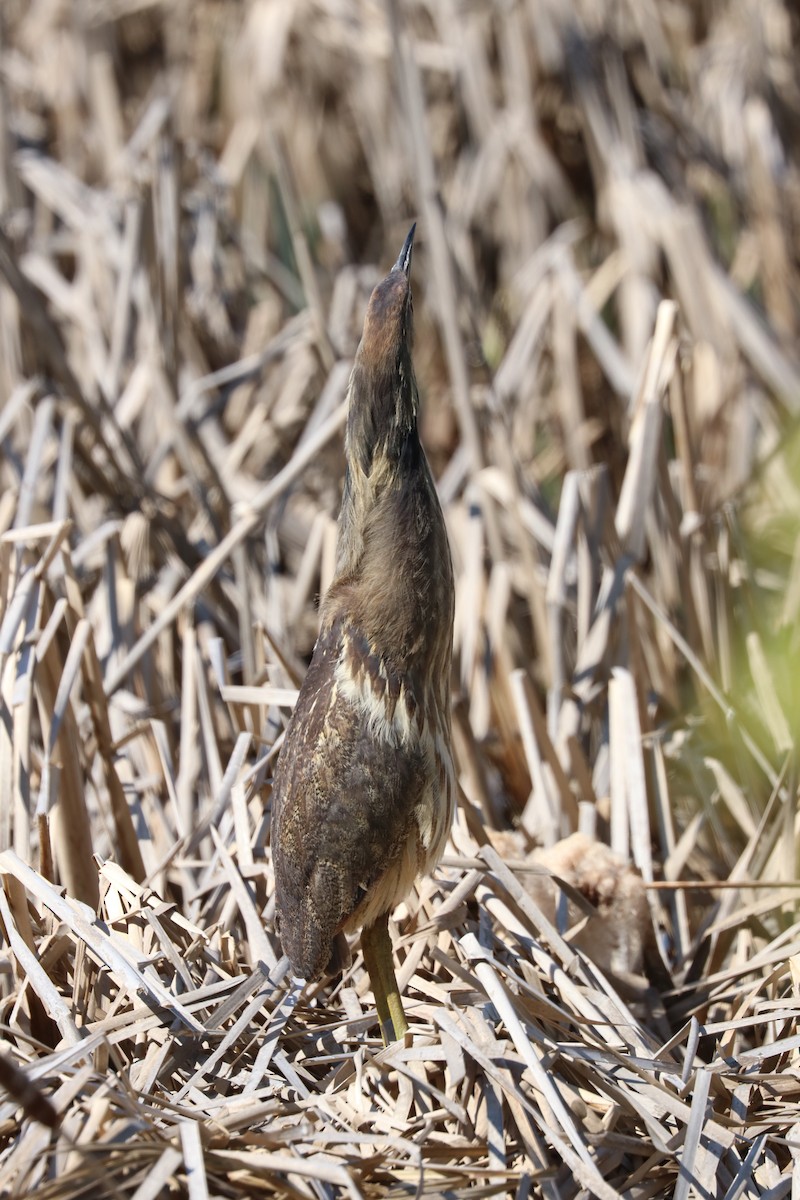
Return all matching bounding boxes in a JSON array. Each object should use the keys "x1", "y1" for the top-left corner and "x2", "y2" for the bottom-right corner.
[{"x1": 361, "y1": 914, "x2": 408, "y2": 1044}]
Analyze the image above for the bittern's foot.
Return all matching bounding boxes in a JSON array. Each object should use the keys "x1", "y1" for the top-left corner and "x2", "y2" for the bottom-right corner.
[{"x1": 361, "y1": 914, "x2": 408, "y2": 1045}]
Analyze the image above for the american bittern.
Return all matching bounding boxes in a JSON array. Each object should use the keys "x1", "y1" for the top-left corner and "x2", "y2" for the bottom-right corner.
[{"x1": 271, "y1": 225, "x2": 455, "y2": 1043}]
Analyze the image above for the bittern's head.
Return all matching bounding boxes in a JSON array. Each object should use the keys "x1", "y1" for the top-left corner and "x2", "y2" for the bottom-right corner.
[
  {"x1": 346, "y1": 225, "x2": 419, "y2": 476},
  {"x1": 360, "y1": 224, "x2": 415, "y2": 370}
]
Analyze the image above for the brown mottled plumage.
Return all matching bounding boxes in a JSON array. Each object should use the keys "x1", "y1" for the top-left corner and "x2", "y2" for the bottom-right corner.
[{"x1": 270, "y1": 227, "x2": 455, "y2": 1028}]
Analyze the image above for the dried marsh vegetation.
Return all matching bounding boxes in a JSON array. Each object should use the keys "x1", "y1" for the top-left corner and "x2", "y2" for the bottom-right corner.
[{"x1": 2, "y1": 0, "x2": 800, "y2": 1196}]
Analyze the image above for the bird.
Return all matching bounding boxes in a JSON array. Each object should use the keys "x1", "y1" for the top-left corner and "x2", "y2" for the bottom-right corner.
[{"x1": 270, "y1": 224, "x2": 455, "y2": 1043}]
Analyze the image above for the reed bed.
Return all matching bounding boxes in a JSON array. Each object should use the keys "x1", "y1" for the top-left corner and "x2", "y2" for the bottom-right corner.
[{"x1": 2, "y1": 0, "x2": 800, "y2": 1195}]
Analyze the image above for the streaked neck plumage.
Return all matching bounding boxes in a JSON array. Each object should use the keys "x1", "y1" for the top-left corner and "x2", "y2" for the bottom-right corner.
[{"x1": 335, "y1": 322, "x2": 420, "y2": 580}]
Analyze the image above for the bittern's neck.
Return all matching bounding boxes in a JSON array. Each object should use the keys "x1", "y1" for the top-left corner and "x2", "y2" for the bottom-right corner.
[
  {"x1": 322, "y1": 349, "x2": 452, "y2": 678},
  {"x1": 346, "y1": 351, "x2": 418, "y2": 474},
  {"x1": 334, "y1": 355, "x2": 422, "y2": 579}
]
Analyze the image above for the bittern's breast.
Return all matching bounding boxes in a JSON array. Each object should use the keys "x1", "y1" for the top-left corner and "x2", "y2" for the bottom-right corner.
[{"x1": 270, "y1": 611, "x2": 455, "y2": 981}]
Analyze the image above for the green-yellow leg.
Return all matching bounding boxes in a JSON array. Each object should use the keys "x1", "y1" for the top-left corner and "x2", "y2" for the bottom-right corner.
[{"x1": 361, "y1": 913, "x2": 408, "y2": 1044}]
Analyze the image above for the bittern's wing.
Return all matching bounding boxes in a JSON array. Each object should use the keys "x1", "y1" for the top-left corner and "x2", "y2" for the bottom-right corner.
[{"x1": 270, "y1": 618, "x2": 426, "y2": 981}]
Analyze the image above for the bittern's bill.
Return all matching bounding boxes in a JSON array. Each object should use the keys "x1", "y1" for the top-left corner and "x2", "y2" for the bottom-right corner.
[{"x1": 271, "y1": 225, "x2": 455, "y2": 1043}]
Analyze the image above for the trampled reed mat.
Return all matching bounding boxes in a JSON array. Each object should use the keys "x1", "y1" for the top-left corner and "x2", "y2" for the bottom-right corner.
[{"x1": 2, "y1": 1, "x2": 800, "y2": 1196}]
